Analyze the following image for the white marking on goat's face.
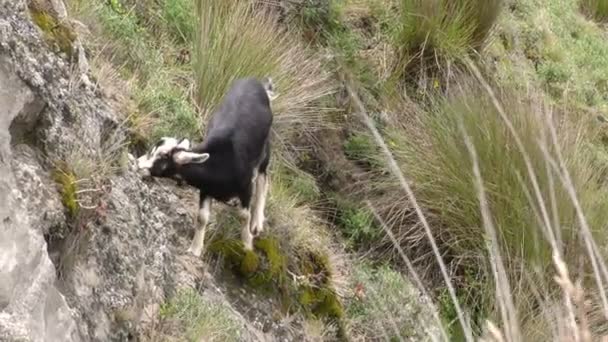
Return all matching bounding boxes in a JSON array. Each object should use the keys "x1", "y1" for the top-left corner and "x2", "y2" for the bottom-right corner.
[
  {"x1": 136, "y1": 137, "x2": 183, "y2": 177},
  {"x1": 136, "y1": 137, "x2": 210, "y2": 178}
]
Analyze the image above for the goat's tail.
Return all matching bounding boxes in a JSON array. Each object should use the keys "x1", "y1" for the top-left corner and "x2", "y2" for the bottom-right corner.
[{"x1": 261, "y1": 77, "x2": 277, "y2": 101}]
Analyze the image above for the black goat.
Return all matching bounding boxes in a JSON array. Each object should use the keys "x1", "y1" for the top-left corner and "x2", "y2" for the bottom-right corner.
[{"x1": 135, "y1": 77, "x2": 275, "y2": 255}]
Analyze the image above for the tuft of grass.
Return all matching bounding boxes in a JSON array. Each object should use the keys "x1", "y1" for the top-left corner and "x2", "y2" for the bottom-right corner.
[
  {"x1": 157, "y1": 289, "x2": 242, "y2": 342},
  {"x1": 392, "y1": 0, "x2": 501, "y2": 81},
  {"x1": 52, "y1": 163, "x2": 80, "y2": 219},
  {"x1": 581, "y1": 0, "x2": 608, "y2": 22},
  {"x1": 136, "y1": 73, "x2": 200, "y2": 142},
  {"x1": 379, "y1": 77, "x2": 608, "y2": 336},
  {"x1": 66, "y1": 0, "x2": 197, "y2": 144},
  {"x1": 194, "y1": 0, "x2": 334, "y2": 141},
  {"x1": 343, "y1": 60, "x2": 608, "y2": 339}
]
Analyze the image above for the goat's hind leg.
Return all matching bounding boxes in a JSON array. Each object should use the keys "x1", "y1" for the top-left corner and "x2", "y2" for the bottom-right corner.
[
  {"x1": 250, "y1": 172, "x2": 269, "y2": 236},
  {"x1": 187, "y1": 195, "x2": 211, "y2": 257},
  {"x1": 250, "y1": 143, "x2": 270, "y2": 237},
  {"x1": 238, "y1": 205, "x2": 254, "y2": 251},
  {"x1": 237, "y1": 184, "x2": 255, "y2": 251}
]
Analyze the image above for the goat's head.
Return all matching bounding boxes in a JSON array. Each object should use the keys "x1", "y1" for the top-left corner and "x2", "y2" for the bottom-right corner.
[{"x1": 135, "y1": 137, "x2": 209, "y2": 178}]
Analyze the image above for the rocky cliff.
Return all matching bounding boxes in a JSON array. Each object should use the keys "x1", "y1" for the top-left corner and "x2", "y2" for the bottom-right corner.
[{"x1": 0, "y1": 1, "x2": 307, "y2": 340}]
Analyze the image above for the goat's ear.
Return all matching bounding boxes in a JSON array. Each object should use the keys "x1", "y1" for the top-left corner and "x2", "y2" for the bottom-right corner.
[
  {"x1": 177, "y1": 138, "x2": 191, "y2": 150},
  {"x1": 173, "y1": 151, "x2": 210, "y2": 165}
]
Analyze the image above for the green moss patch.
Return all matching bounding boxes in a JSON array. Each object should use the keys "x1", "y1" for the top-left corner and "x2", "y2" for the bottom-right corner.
[
  {"x1": 29, "y1": 6, "x2": 76, "y2": 57},
  {"x1": 208, "y1": 235, "x2": 344, "y2": 325}
]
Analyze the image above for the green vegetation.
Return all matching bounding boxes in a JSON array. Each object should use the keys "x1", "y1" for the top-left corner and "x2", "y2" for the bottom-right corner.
[
  {"x1": 194, "y1": 0, "x2": 333, "y2": 140},
  {"x1": 66, "y1": 0, "x2": 197, "y2": 143},
  {"x1": 346, "y1": 263, "x2": 434, "y2": 340},
  {"x1": 343, "y1": 132, "x2": 384, "y2": 169},
  {"x1": 392, "y1": 0, "x2": 501, "y2": 80},
  {"x1": 381, "y1": 80, "x2": 608, "y2": 334},
  {"x1": 581, "y1": 0, "x2": 608, "y2": 21},
  {"x1": 61, "y1": 0, "x2": 608, "y2": 339},
  {"x1": 29, "y1": 5, "x2": 76, "y2": 57},
  {"x1": 158, "y1": 289, "x2": 242, "y2": 342},
  {"x1": 208, "y1": 234, "x2": 343, "y2": 321},
  {"x1": 52, "y1": 164, "x2": 80, "y2": 219},
  {"x1": 334, "y1": 197, "x2": 381, "y2": 248}
]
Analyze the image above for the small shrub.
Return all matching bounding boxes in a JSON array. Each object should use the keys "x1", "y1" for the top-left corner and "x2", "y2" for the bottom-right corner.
[
  {"x1": 136, "y1": 75, "x2": 200, "y2": 141},
  {"x1": 581, "y1": 0, "x2": 608, "y2": 22},
  {"x1": 95, "y1": 3, "x2": 163, "y2": 81},
  {"x1": 274, "y1": 164, "x2": 321, "y2": 204},
  {"x1": 286, "y1": 0, "x2": 343, "y2": 41}
]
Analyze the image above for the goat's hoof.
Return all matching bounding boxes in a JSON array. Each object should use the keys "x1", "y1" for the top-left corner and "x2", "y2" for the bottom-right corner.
[
  {"x1": 243, "y1": 241, "x2": 254, "y2": 251},
  {"x1": 187, "y1": 246, "x2": 202, "y2": 257},
  {"x1": 250, "y1": 224, "x2": 263, "y2": 237}
]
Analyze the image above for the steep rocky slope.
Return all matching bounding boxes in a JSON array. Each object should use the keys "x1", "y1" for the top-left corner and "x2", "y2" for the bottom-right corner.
[{"x1": 0, "y1": 1, "x2": 319, "y2": 340}]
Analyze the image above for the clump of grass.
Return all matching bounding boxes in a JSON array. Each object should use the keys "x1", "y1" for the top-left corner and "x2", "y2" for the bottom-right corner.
[
  {"x1": 136, "y1": 73, "x2": 200, "y2": 141},
  {"x1": 66, "y1": 0, "x2": 197, "y2": 144},
  {"x1": 581, "y1": 0, "x2": 608, "y2": 22},
  {"x1": 157, "y1": 289, "x2": 243, "y2": 342},
  {"x1": 343, "y1": 58, "x2": 608, "y2": 339},
  {"x1": 194, "y1": 0, "x2": 334, "y2": 141},
  {"x1": 377, "y1": 76, "x2": 608, "y2": 336},
  {"x1": 392, "y1": 0, "x2": 502, "y2": 81},
  {"x1": 52, "y1": 163, "x2": 80, "y2": 219}
]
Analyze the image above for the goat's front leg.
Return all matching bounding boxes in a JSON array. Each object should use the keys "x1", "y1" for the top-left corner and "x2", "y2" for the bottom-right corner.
[{"x1": 187, "y1": 196, "x2": 211, "y2": 257}]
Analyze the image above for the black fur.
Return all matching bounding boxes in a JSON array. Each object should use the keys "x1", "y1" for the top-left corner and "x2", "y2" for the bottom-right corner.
[{"x1": 150, "y1": 77, "x2": 273, "y2": 209}]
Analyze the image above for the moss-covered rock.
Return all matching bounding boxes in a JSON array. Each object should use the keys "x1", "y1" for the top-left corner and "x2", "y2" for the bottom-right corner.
[
  {"x1": 28, "y1": 5, "x2": 76, "y2": 58},
  {"x1": 208, "y1": 235, "x2": 345, "y2": 328}
]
